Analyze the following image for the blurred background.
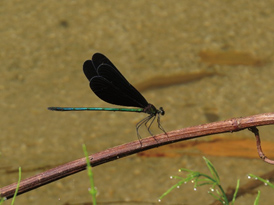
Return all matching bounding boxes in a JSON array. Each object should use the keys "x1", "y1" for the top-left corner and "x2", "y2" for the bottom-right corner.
[{"x1": 1, "y1": 1, "x2": 274, "y2": 204}]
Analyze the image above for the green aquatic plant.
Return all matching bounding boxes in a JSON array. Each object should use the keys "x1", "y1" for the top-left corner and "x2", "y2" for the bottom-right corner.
[
  {"x1": 159, "y1": 157, "x2": 239, "y2": 204},
  {"x1": 0, "y1": 167, "x2": 21, "y2": 205},
  {"x1": 248, "y1": 174, "x2": 274, "y2": 189},
  {"x1": 11, "y1": 167, "x2": 21, "y2": 205},
  {"x1": 83, "y1": 144, "x2": 97, "y2": 205},
  {"x1": 247, "y1": 174, "x2": 274, "y2": 205}
]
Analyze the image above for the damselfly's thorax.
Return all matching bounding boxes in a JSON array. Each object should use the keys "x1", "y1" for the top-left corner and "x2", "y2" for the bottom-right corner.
[{"x1": 144, "y1": 103, "x2": 165, "y2": 116}]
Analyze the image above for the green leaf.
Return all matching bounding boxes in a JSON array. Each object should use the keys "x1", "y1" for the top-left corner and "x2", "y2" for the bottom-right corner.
[
  {"x1": 254, "y1": 190, "x2": 260, "y2": 205},
  {"x1": 231, "y1": 179, "x2": 240, "y2": 205}
]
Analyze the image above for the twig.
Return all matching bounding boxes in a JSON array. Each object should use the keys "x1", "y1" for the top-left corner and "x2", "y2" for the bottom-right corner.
[
  {"x1": 248, "y1": 127, "x2": 274, "y2": 164},
  {"x1": 1, "y1": 112, "x2": 274, "y2": 200}
]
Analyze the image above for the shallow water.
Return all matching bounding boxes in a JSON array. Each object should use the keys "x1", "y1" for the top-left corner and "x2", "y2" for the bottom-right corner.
[{"x1": 1, "y1": 1, "x2": 274, "y2": 204}]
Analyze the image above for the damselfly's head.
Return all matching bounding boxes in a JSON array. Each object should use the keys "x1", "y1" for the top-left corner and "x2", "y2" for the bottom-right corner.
[{"x1": 158, "y1": 107, "x2": 165, "y2": 115}]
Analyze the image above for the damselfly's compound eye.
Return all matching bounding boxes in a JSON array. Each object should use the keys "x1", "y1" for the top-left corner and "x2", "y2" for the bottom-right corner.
[{"x1": 159, "y1": 107, "x2": 165, "y2": 115}]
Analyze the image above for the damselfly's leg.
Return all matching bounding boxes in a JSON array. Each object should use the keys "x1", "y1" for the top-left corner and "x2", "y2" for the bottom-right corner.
[
  {"x1": 145, "y1": 115, "x2": 156, "y2": 136},
  {"x1": 157, "y1": 113, "x2": 167, "y2": 136},
  {"x1": 136, "y1": 115, "x2": 153, "y2": 143}
]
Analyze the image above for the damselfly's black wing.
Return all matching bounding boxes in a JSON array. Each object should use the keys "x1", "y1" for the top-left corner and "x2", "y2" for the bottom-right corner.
[{"x1": 83, "y1": 53, "x2": 148, "y2": 108}]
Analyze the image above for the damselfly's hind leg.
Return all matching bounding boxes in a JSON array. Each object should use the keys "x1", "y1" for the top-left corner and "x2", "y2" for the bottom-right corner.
[
  {"x1": 145, "y1": 115, "x2": 156, "y2": 136},
  {"x1": 157, "y1": 113, "x2": 168, "y2": 137},
  {"x1": 136, "y1": 115, "x2": 153, "y2": 145}
]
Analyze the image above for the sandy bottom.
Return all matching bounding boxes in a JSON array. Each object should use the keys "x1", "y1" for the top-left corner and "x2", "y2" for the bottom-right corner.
[{"x1": 1, "y1": 1, "x2": 274, "y2": 204}]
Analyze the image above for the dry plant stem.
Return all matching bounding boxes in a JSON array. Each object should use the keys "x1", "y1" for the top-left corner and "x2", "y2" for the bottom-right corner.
[
  {"x1": 249, "y1": 127, "x2": 274, "y2": 164},
  {"x1": 1, "y1": 112, "x2": 274, "y2": 200}
]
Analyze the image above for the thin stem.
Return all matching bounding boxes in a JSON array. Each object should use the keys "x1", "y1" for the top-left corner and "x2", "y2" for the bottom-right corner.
[
  {"x1": 248, "y1": 127, "x2": 274, "y2": 164},
  {"x1": 11, "y1": 167, "x2": 21, "y2": 205},
  {"x1": 82, "y1": 144, "x2": 97, "y2": 205},
  {"x1": 1, "y1": 112, "x2": 274, "y2": 199}
]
